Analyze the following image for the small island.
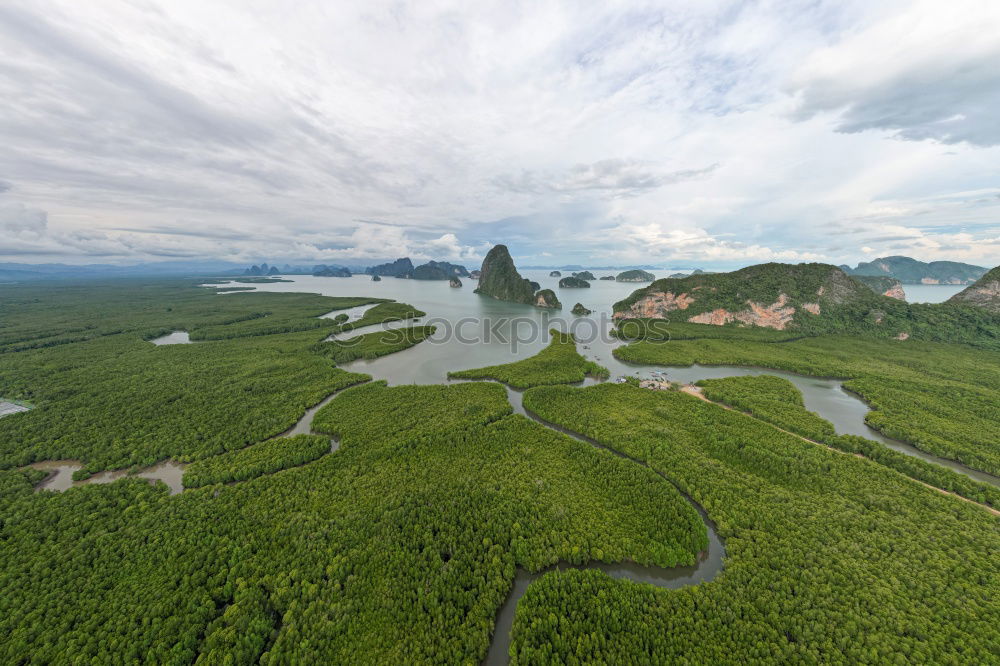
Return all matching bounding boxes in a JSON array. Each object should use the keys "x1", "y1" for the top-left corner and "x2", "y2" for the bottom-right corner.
[
  {"x1": 571, "y1": 303, "x2": 592, "y2": 315},
  {"x1": 559, "y1": 276, "x2": 590, "y2": 288},
  {"x1": 449, "y1": 277, "x2": 462, "y2": 288},
  {"x1": 572, "y1": 271, "x2": 596, "y2": 280},
  {"x1": 549, "y1": 270, "x2": 562, "y2": 277},
  {"x1": 534, "y1": 289, "x2": 561, "y2": 308},
  {"x1": 616, "y1": 269, "x2": 655, "y2": 282}
]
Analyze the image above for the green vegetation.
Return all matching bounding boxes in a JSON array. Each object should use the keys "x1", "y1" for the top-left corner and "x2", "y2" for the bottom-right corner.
[
  {"x1": 0, "y1": 280, "x2": 385, "y2": 351},
  {"x1": 558, "y1": 276, "x2": 590, "y2": 288},
  {"x1": 616, "y1": 318, "x2": 803, "y2": 342},
  {"x1": 334, "y1": 301, "x2": 425, "y2": 334},
  {"x1": 0, "y1": 382, "x2": 703, "y2": 664},
  {"x1": 612, "y1": 262, "x2": 1000, "y2": 348},
  {"x1": 0, "y1": 330, "x2": 371, "y2": 473},
  {"x1": 948, "y1": 264, "x2": 1000, "y2": 313},
  {"x1": 317, "y1": 326, "x2": 436, "y2": 364},
  {"x1": 474, "y1": 244, "x2": 535, "y2": 304},
  {"x1": 615, "y1": 334, "x2": 1000, "y2": 476},
  {"x1": 0, "y1": 282, "x2": 424, "y2": 473},
  {"x1": 448, "y1": 330, "x2": 608, "y2": 388},
  {"x1": 570, "y1": 302, "x2": 592, "y2": 316},
  {"x1": 615, "y1": 269, "x2": 654, "y2": 282},
  {"x1": 852, "y1": 274, "x2": 903, "y2": 296},
  {"x1": 182, "y1": 434, "x2": 332, "y2": 488},
  {"x1": 313, "y1": 381, "x2": 514, "y2": 447},
  {"x1": 534, "y1": 288, "x2": 561, "y2": 308},
  {"x1": 518, "y1": 382, "x2": 1000, "y2": 663},
  {"x1": 697, "y1": 375, "x2": 1000, "y2": 507},
  {"x1": 848, "y1": 255, "x2": 986, "y2": 284}
]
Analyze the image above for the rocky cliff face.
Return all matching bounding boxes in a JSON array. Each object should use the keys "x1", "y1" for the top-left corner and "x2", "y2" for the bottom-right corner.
[
  {"x1": 534, "y1": 289, "x2": 561, "y2": 308},
  {"x1": 449, "y1": 277, "x2": 462, "y2": 288},
  {"x1": 947, "y1": 266, "x2": 1000, "y2": 313},
  {"x1": 852, "y1": 275, "x2": 906, "y2": 300},
  {"x1": 613, "y1": 263, "x2": 875, "y2": 330},
  {"x1": 571, "y1": 303, "x2": 592, "y2": 315},
  {"x1": 473, "y1": 245, "x2": 536, "y2": 305}
]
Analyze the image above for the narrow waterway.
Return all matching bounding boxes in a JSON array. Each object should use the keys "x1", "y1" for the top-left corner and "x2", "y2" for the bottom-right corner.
[
  {"x1": 30, "y1": 459, "x2": 186, "y2": 494},
  {"x1": 480, "y1": 381, "x2": 725, "y2": 665}
]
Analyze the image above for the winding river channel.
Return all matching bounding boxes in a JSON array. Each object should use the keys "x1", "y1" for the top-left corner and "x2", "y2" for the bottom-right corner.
[{"x1": 22, "y1": 273, "x2": 998, "y2": 663}]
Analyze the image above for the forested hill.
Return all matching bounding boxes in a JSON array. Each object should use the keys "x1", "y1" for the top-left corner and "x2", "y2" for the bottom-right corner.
[
  {"x1": 613, "y1": 262, "x2": 1000, "y2": 348},
  {"x1": 948, "y1": 266, "x2": 1000, "y2": 314},
  {"x1": 845, "y1": 255, "x2": 985, "y2": 284}
]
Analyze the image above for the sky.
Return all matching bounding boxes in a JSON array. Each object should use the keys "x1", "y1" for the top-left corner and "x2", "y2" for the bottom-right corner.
[{"x1": 1, "y1": 0, "x2": 999, "y2": 270}]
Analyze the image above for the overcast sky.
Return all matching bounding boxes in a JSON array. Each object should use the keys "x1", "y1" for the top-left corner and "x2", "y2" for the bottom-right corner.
[{"x1": 1, "y1": 0, "x2": 999, "y2": 268}]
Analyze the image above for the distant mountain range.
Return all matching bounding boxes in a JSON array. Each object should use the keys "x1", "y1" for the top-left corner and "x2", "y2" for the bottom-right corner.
[
  {"x1": 0, "y1": 260, "x2": 249, "y2": 282},
  {"x1": 842, "y1": 256, "x2": 986, "y2": 285},
  {"x1": 522, "y1": 264, "x2": 670, "y2": 271}
]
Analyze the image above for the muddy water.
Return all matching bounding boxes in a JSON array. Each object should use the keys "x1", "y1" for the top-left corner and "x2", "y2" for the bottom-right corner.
[
  {"x1": 30, "y1": 459, "x2": 186, "y2": 494},
  {"x1": 149, "y1": 330, "x2": 192, "y2": 345}
]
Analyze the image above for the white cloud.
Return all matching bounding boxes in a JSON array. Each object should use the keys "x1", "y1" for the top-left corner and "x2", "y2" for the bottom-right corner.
[
  {"x1": 790, "y1": 0, "x2": 1000, "y2": 146},
  {"x1": 0, "y1": 0, "x2": 997, "y2": 268}
]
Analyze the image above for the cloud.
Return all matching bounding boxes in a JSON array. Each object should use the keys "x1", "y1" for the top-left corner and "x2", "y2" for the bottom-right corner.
[
  {"x1": 0, "y1": 203, "x2": 48, "y2": 236},
  {"x1": 494, "y1": 160, "x2": 718, "y2": 198},
  {"x1": 0, "y1": 1, "x2": 997, "y2": 268},
  {"x1": 790, "y1": 0, "x2": 1000, "y2": 146}
]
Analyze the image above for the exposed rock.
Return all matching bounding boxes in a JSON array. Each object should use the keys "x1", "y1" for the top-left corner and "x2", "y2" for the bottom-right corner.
[
  {"x1": 366, "y1": 257, "x2": 414, "y2": 277},
  {"x1": 559, "y1": 276, "x2": 591, "y2": 288},
  {"x1": 549, "y1": 270, "x2": 562, "y2": 277},
  {"x1": 885, "y1": 284, "x2": 906, "y2": 299},
  {"x1": 802, "y1": 302, "x2": 821, "y2": 315},
  {"x1": 947, "y1": 266, "x2": 1000, "y2": 313},
  {"x1": 571, "y1": 303, "x2": 592, "y2": 316},
  {"x1": 449, "y1": 277, "x2": 462, "y2": 288},
  {"x1": 473, "y1": 244, "x2": 536, "y2": 305},
  {"x1": 851, "y1": 275, "x2": 906, "y2": 300},
  {"x1": 572, "y1": 271, "x2": 596, "y2": 280},
  {"x1": 615, "y1": 292, "x2": 694, "y2": 319},
  {"x1": 687, "y1": 309, "x2": 733, "y2": 326},
  {"x1": 686, "y1": 294, "x2": 799, "y2": 330},
  {"x1": 534, "y1": 289, "x2": 561, "y2": 308},
  {"x1": 616, "y1": 269, "x2": 655, "y2": 282},
  {"x1": 895, "y1": 332, "x2": 910, "y2": 340}
]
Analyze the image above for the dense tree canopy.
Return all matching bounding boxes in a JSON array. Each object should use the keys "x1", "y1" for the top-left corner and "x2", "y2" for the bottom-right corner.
[
  {"x1": 448, "y1": 330, "x2": 608, "y2": 388},
  {"x1": 616, "y1": 334, "x2": 1000, "y2": 476},
  {"x1": 519, "y1": 383, "x2": 1000, "y2": 663}
]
